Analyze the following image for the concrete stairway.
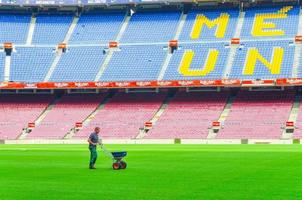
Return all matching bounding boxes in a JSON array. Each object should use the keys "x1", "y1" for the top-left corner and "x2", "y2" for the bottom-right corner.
[
  {"x1": 136, "y1": 91, "x2": 176, "y2": 139},
  {"x1": 18, "y1": 94, "x2": 62, "y2": 140},
  {"x1": 95, "y1": 14, "x2": 131, "y2": 81},
  {"x1": 281, "y1": 93, "x2": 302, "y2": 139},
  {"x1": 157, "y1": 12, "x2": 187, "y2": 80},
  {"x1": 64, "y1": 92, "x2": 115, "y2": 139},
  {"x1": 207, "y1": 93, "x2": 236, "y2": 139},
  {"x1": 26, "y1": 15, "x2": 36, "y2": 45}
]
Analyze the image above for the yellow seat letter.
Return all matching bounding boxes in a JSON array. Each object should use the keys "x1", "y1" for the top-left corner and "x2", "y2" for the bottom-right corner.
[
  {"x1": 243, "y1": 47, "x2": 284, "y2": 75},
  {"x1": 179, "y1": 49, "x2": 219, "y2": 76},
  {"x1": 191, "y1": 13, "x2": 229, "y2": 39}
]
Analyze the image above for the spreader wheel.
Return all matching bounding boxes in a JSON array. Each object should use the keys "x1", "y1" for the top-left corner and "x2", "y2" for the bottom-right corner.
[
  {"x1": 120, "y1": 161, "x2": 127, "y2": 169},
  {"x1": 112, "y1": 162, "x2": 120, "y2": 170}
]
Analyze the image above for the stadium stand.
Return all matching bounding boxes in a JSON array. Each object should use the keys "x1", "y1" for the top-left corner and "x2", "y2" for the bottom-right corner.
[
  {"x1": 229, "y1": 40, "x2": 295, "y2": 80},
  {"x1": 0, "y1": 94, "x2": 54, "y2": 140},
  {"x1": 179, "y1": 9, "x2": 239, "y2": 41},
  {"x1": 163, "y1": 43, "x2": 229, "y2": 80},
  {"x1": 50, "y1": 46, "x2": 107, "y2": 82},
  {"x1": 240, "y1": 6, "x2": 300, "y2": 39},
  {"x1": 75, "y1": 92, "x2": 167, "y2": 139},
  {"x1": 120, "y1": 11, "x2": 181, "y2": 43},
  {"x1": 145, "y1": 92, "x2": 229, "y2": 139},
  {"x1": 69, "y1": 13, "x2": 125, "y2": 44},
  {"x1": 32, "y1": 14, "x2": 73, "y2": 44},
  {"x1": 0, "y1": 14, "x2": 31, "y2": 44},
  {"x1": 217, "y1": 90, "x2": 295, "y2": 139},
  {"x1": 27, "y1": 94, "x2": 106, "y2": 139},
  {"x1": 0, "y1": 52, "x2": 6, "y2": 82},
  {"x1": 0, "y1": 4, "x2": 302, "y2": 142},
  {"x1": 2, "y1": 5, "x2": 301, "y2": 83},
  {"x1": 101, "y1": 45, "x2": 167, "y2": 81},
  {"x1": 10, "y1": 47, "x2": 56, "y2": 83},
  {"x1": 298, "y1": 48, "x2": 302, "y2": 77}
]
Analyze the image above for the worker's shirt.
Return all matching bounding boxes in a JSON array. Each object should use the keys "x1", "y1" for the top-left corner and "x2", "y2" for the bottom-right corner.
[{"x1": 89, "y1": 132, "x2": 99, "y2": 148}]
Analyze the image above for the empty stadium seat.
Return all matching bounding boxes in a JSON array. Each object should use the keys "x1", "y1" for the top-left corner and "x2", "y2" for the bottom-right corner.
[
  {"x1": 179, "y1": 9, "x2": 239, "y2": 41},
  {"x1": 27, "y1": 94, "x2": 106, "y2": 139},
  {"x1": 32, "y1": 14, "x2": 73, "y2": 44},
  {"x1": 0, "y1": 14, "x2": 31, "y2": 44},
  {"x1": 163, "y1": 43, "x2": 228, "y2": 80},
  {"x1": 121, "y1": 11, "x2": 181, "y2": 43},
  {"x1": 240, "y1": 6, "x2": 299, "y2": 39},
  {"x1": 0, "y1": 94, "x2": 54, "y2": 140},
  {"x1": 75, "y1": 93, "x2": 167, "y2": 139},
  {"x1": 50, "y1": 46, "x2": 107, "y2": 82},
  {"x1": 229, "y1": 40, "x2": 294, "y2": 80},
  {"x1": 69, "y1": 13, "x2": 125, "y2": 44},
  {"x1": 0, "y1": 52, "x2": 6, "y2": 82},
  {"x1": 10, "y1": 47, "x2": 56, "y2": 83},
  {"x1": 217, "y1": 90, "x2": 295, "y2": 139},
  {"x1": 146, "y1": 92, "x2": 229, "y2": 139},
  {"x1": 100, "y1": 45, "x2": 167, "y2": 81}
]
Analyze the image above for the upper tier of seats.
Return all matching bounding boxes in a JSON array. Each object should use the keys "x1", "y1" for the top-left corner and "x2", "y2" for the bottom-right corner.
[
  {"x1": 32, "y1": 14, "x2": 73, "y2": 44},
  {"x1": 1, "y1": 6, "x2": 300, "y2": 44},
  {"x1": 0, "y1": 14, "x2": 31, "y2": 44},
  {"x1": 0, "y1": 6, "x2": 301, "y2": 82},
  {"x1": 69, "y1": 13, "x2": 125, "y2": 44},
  {"x1": 10, "y1": 47, "x2": 55, "y2": 83}
]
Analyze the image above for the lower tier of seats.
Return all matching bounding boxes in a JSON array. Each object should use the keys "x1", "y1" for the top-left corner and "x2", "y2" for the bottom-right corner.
[{"x1": 0, "y1": 89, "x2": 300, "y2": 140}]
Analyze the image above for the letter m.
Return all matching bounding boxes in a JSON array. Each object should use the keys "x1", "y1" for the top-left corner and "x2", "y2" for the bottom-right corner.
[{"x1": 190, "y1": 13, "x2": 229, "y2": 39}]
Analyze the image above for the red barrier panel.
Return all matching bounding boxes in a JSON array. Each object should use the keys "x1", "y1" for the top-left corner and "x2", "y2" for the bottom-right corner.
[
  {"x1": 169, "y1": 40, "x2": 178, "y2": 48},
  {"x1": 75, "y1": 122, "x2": 83, "y2": 128},
  {"x1": 286, "y1": 121, "x2": 294, "y2": 127},
  {"x1": 277, "y1": 78, "x2": 302, "y2": 86},
  {"x1": 28, "y1": 122, "x2": 35, "y2": 128},
  {"x1": 221, "y1": 79, "x2": 241, "y2": 86},
  {"x1": 109, "y1": 41, "x2": 118, "y2": 48},
  {"x1": 144, "y1": 122, "x2": 153, "y2": 128},
  {"x1": 58, "y1": 43, "x2": 67, "y2": 49},
  {"x1": 231, "y1": 38, "x2": 240, "y2": 45},
  {"x1": 0, "y1": 82, "x2": 24, "y2": 89},
  {"x1": 241, "y1": 80, "x2": 274, "y2": 86},
  {"x1": 295, "y1": 35, "x2": 302, "y2": 42},
  {"x1": 212, "y1": 121, "x2": 220, "y2": 127},
  {"x1": 276, "y1": 78, "x2": 288, "y2": 85},
  {"x1": 4, "y1": 42, "x2": 13, "y2": 49},
  {"x1": 0, "y1": 78, "x2": 299, "y2": 89}
]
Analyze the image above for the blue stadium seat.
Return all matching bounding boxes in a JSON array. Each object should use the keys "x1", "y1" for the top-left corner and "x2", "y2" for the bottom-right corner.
[
  {"x1": 32, "y1": 14, "x2": 73, "y2": 44},
  {"x1": 50, "y1": 46, "x2": 106, "y2": 82},
  {"x1": 0, "y1": 14, "x2": 31, "y2": 44},
  {"x1": 100, "y1": 45, "x2": 166, "y2": 81},
  {"x1": 298, "y1": 47, "x2": 302, "y2": 77},
  {"x1": 0, "y1": 53, "x2": 6, "y2": 82},
  {"x1": 163, "y1": 43, "x2": 228, "y2": 80},
  {"x1": 1, "y1": 8, "x2": 300, "y2": 83},
  {"x1": 120, "y1": 11, "x2": 181, "y2": 43},
  {"x1": 179, "y1": 9, "x2": 239, "y2": 41},
  {"x1": 10, "y1": 47, "x2": 55, "y2": 82},
  {"x1": 229, "y1": 40, "x2": 294, "y2": 79},
  {"x1": 69, "y1": 13, "x2": 125, "y2": 44},
  {"x1": 240, "y1": 6, "x2": 300, "y2": 39}
]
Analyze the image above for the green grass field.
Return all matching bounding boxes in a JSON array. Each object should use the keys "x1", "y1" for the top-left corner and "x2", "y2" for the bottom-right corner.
[{"x1": 1, "y1": 144, "x2": 302, "y2": 200}]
